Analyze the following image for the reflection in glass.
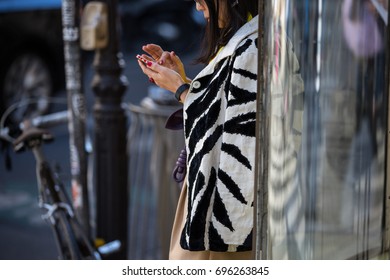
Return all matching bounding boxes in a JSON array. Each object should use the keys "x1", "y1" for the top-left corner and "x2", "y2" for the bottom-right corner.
[{"x1": 263, "y1": 0, "x2": 388, "y2": 259}]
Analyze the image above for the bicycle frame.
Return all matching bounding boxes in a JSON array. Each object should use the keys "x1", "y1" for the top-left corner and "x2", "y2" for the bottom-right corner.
[
  {"x1": 30, "y1": 142, "x2": 99, "y2": 260},
  {"x1": 5, "y1": 113, "x2": 100, "y2": 259},
  {"x1": 0, "y1": 111, "x2": 123, "y2": 259}
]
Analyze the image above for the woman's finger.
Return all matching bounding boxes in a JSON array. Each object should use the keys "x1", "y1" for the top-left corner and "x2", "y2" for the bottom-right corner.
[
  {"x1": 142, "y1": 44, "x2": 163, "y2": 61},
  {"x1": 137, "y1": 60, "x2": 160, "y2": 85},
  {"x1": 170, "y1": 52, "x2": 181, "y2": 64},
  {"x1": 142, "y1": 46, "x2": 159, "y2": 60},
  {"x1": 147, "y1": 44, "x2": 164, "y2": 55},
  {"x1": 159, "y1": 51, "x2": 172, "y2": 65},
  {"x1": 137, "y1": 60, "x2": 157, "y2": 77},
  {"x1": 145, "y1": 60, "x2": 159, "y2": 71},
  {"x1": 142, "y1": 54, "x2": 154, "y2": 62}
]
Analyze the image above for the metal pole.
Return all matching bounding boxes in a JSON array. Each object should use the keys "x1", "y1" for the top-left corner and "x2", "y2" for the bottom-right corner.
[
  {"x1": 91, "y1": 0, "x2": 128, "y2": 259},
  {"x1": 383, "y1": 0, "x2": 390, "y2": 257},
  {"x1": 253, "y1": 0, "x2": 268, "y2": 260},
  {"x1": 61, "y1": 0, "x2": 90, "y2": 236}
]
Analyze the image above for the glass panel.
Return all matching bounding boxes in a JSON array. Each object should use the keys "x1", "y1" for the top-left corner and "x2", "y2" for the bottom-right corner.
[{"x1": 264, "y1": 0, "x2": 388, "y2": 259}]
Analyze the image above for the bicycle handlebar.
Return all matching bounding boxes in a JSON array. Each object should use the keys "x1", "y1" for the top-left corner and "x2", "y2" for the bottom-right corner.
[
  {"x1": 21, "y1": 111, "x2": 69, "y2": 130},
  {"x1": 0, "y1": 110, "x2": 69, "y2": 143}
]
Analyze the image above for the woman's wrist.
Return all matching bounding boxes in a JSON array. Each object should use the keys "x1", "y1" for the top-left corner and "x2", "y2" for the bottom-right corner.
[{"x1": 175, "y1": 83, "x2": 190, "y2": 103}]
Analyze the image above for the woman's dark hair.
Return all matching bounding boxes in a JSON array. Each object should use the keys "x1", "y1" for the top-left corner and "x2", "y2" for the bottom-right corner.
[{"x1": 196, "y1": 0, "x2": 258, "y2": 64}]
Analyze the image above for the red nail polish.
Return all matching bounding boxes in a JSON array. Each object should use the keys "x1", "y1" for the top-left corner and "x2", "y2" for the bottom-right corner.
[
  {"x1": 147, "y1": 61, "x2": 153, "y2": 67},
  {"x1": 149, "y1": 78, "x2": 155, "y2": 83}
]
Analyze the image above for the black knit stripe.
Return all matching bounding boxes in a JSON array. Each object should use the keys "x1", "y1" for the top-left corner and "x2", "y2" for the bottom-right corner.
[
  {"x1": 212, "y1": 57, "x2": 229, "y2": 81},
  {"x1": 235, "y1": 39, "x2": 253, "y2": 57},
  {"x1": 213, "y1": 188, "x2": 234, "y2": 232},
  {"x1": 187, "y1": 123, "x2": 224, "y2": 164},
  {"x1": 218, "y1": 168, "x2": 247, "y2": 205},
  {"x1": 185, "y1": 90, "x2": 217, "y2": 139},
  {"x1": 185, "y1": 61, "x2": 230, "y2": 137},
  {"x1": 198, "y1": 59, "x2": 229, "y2": 104},
  {"x1": 225, "y1": 120, "x2": 255, "y2": 137},
  {"x1": 233, "y1": 67, "x2": 257, "y2": 80},
  {"x1": 221, "y1": 142, "x2": 252, "y2": 170},
  {"x1": 228, "y1": 83, "x2": 257, "y2": 107},
  {"x1": 224, "y1": 59, "x2": 234, "y2": 101},
  {"x1": 187, "y1": 125, "x2": 224, "y2": 188},
  {"x1": 236, "y1": 230, "x2": 253, "y2": 251},
  {"x1": 224, "y1": 113, "x2": 256, "y2": 137},
  {"x1": 208, "y1": 222, "x2": 229, "y2": 252},
  {"x1": 187, "y1": 99, "x2": 221, "y2": 157},
  {"x1": 180, "y1": 228, "x2": 190, "y2": 250},
  {"x1": 192, "y1": 170, "x2": 206, "y2": 209},
  {"x1": 187, "y1": 167, "x2": 217, "y2": 249}
]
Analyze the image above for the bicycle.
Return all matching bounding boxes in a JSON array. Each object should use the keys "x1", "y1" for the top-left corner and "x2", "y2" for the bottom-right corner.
[{"x1": 0, "y1": 104, "x2": 120, "y2": 260}]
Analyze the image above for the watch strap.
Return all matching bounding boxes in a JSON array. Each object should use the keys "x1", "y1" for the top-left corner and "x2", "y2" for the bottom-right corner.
[{"x1": 175, "y1": 83, "x2": 190, "y2": 102}]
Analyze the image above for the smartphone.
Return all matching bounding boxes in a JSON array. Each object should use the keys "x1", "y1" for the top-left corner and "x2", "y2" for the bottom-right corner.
[{"x1": 136, "y1": 54, "x2": 149, "y2": 65}]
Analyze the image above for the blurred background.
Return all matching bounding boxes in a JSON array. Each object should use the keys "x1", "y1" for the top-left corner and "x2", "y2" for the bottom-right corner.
[
  {"x1": 0, "y1": 0, "x2": 204, "y2": 122},
  {"x1": 0, "y1": 0, "x2": 204, "y2": 259}
]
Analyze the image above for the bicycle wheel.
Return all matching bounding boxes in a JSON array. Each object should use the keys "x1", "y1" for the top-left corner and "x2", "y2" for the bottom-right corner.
[
  {"x1": 52, "y1": 209, "x2": 84, "y2": 260},
  {"x1": 54, "y1": 178, "x2": 101, "y2": 259},
  {"x1": 53, "y1": 185, "x2": 100, "y2": 259}
]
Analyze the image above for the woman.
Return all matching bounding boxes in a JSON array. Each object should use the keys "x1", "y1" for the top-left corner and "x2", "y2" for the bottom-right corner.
[{"x1": 137, "y1": 0, "x2": 258, "y2": 260}]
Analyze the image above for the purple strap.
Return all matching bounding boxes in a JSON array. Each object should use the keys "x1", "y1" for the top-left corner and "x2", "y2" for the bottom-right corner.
[
  {"x1": 165, "y1": 109, "x2": 186, "y2": 183},
  {"x1": 172, "y1": 148, "x2": 187, "y2": 183}
]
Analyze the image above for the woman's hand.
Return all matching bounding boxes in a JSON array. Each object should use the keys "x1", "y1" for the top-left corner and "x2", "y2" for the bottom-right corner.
[
  {"x1": 141, "y1": 44, "x2": 164, "y2": 62},
  {"x1": 137, "y1": 60, "x2": 185, "y2": 94},
  {"x1": 141, "y1": 44, "x2": 189, "y2": 83}
]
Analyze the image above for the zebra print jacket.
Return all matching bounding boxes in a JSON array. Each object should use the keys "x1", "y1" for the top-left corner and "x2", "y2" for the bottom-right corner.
[{"x1": 180, "y1": 16, "x2": 259, "y2": 252}]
